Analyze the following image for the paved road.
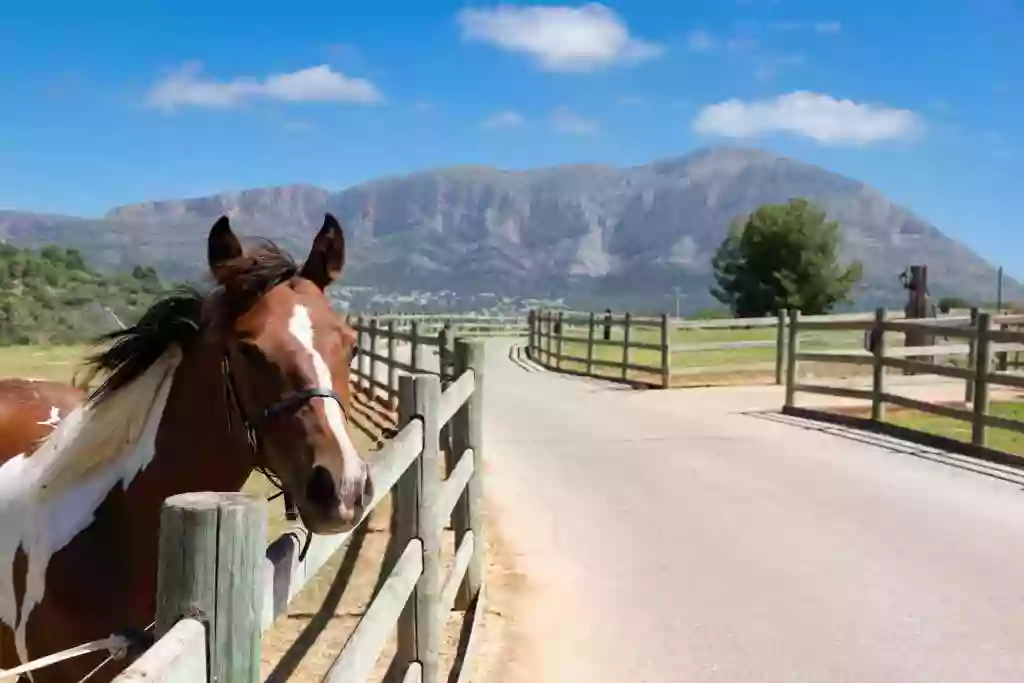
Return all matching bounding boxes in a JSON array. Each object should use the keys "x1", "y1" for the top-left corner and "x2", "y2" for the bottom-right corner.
[{"x1": 478, "y1": 341, "x2": 1024, "y2": 683}]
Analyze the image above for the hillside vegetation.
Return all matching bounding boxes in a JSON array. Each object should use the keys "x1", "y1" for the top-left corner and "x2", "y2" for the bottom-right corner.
[{"x1": 0, "y1": 243, "x2": 172, "y2": 345}]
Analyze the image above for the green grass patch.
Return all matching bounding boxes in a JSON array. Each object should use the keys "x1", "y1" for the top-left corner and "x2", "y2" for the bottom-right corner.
[
  {"x1": 884, "y1": 401, "x2": 1024, "y2": 457},
  {"x1": 0, "y1": 344, "x2": 91, "y2": 382}
]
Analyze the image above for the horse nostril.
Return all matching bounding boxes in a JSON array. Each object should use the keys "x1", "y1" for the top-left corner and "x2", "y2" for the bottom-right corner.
[{"x1": 305, "y1": 466, "x2": 339, "y2": 507}]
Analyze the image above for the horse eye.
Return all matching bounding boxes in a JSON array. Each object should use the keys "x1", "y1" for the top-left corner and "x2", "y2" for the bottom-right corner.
[{"x1": 237, "y1": 342, "x2": 265, "y2": 365}]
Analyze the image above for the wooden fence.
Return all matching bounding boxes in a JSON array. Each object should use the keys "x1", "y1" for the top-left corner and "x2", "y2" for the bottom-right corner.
[
  {"x1": 782, "y1": 308, "x2": 1024, "y2": 462},
  {"x1": 526, "y1": 308, "x2": 971, "y2": 389},
  {"x1": 114, "y1": 338, "x2": 488, "y2": 683},
  {"x1": 359, "y1": 313, "x2": 529, "y2": 339}
]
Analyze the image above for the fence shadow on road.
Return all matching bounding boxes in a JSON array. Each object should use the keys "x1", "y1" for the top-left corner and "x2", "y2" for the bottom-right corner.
[
  {"x1": 745, "y1": 409, "x2": 1024, "y2": 489},
  {"x1": 264, "y1": 522, "x2": 370, "y2": 683}
]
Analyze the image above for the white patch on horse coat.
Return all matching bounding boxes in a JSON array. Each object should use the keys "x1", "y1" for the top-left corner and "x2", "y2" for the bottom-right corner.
[
  {"x1": 287, "y1": 305, "x2": 364, "y2": 492},
  {"x1": 36, "y1": 406, "x2": 61, "y2": 428},
  {"x1": 0, "y1": 347, "x2": 182, "y2": 670}
]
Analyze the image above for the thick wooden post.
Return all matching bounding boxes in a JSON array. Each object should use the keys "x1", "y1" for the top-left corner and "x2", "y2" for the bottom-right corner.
[
  {"x1": 156, "y1": 492, "x2": 267, "y2": 683},
  {"x1": 451, "y1": 341, "x2": 486, "y2": 608},
  {"x1": 784, "y1": 309, "x2": 800, "y2": 408},
  {"x1": 387, "y1": 320, "x2": 398, "y2": 410},
  {"x1": 356, "y1": 316, "x2": 368, "y2": 393},
  {"x1": 410, "y1": 321, "x2": 421, "y2": 373},
  {"x1": 586, "y1": 312, "x2": 596, "y2": 375},
  {"x1": 621, "y1": 312, "x2": 632, "y2": 380},
  {"x1": 555, "y1": 312, "x2": 565, "y2": 369},
  {"x1": 395, "y1": 375, "x2": 442, "y2": 682},
  {"x1": 544, "y1": 312, "x2": 553, "y2": 365},
  {"x1": 871, "y1": 307, "x2": 886, "y2": 422},
  {"x1": 438, "y1": 325, "x2": 451, "y2": 387},
  {"x1": 527, "y1": 310, "x2": 536, "y2": 357},
  {"x1": 368, "y1": 317, "x2": 379, "y2": 400},
  {"x1": 603, "y1": 309, "x2": 612, "y2": 341},
  {"x1": 660, "y1": 313, "x2": 671, "y2": 388},
  {"x1": 775, "y1": 308, "x2": 788, "y2": 385},
  {"x1": 972, "y1": 312, "x2": 992, "y2": 447},
  {"x1": 964, "y1": 307, "x2": 979, "y2": 402}
]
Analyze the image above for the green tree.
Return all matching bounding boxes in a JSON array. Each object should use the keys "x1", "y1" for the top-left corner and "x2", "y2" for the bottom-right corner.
[{"x1": 711, "y1": 198, "x2": 863, "y2": 317}]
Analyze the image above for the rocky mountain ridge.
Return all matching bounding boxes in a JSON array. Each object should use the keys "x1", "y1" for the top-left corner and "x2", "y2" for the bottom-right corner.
[{"x1": 0, "y1": 146, "x2": 1015, "y2": 312}]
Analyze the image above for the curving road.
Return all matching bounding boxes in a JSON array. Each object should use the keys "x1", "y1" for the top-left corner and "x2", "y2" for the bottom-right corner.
[{"x1": 477, "y1": 341, "x2": 1024, "y2": 683}]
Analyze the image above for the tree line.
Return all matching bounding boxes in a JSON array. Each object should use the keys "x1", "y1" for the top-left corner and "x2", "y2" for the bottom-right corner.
[{"x1": 0, "y1": 243, "x2": 174, "y2": 345}]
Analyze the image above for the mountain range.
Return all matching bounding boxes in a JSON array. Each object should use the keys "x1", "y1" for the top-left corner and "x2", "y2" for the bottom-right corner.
[{"x1": 0, "y1": 146, "x2": 1015, "y2": 313}]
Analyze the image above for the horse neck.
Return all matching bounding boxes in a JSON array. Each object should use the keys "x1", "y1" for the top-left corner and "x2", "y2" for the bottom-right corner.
[{"x1": 94, "y1": 343, "x2": 257, "y2": 572}]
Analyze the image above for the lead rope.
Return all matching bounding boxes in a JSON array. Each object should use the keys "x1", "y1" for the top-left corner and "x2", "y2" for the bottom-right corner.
[{"x1": 0, "y1": 622, "x2": 154, "y2": 682}]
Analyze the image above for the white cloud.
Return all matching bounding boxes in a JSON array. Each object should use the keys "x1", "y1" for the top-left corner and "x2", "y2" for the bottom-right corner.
[
  {"x1": 550, "y1": 106, "x2": 599, "y2": 135},
  {"x1": 145, "y1": 62, "x2": 382, "y2": 111},
  {"x1": 480, "y1": 110, "x2": 525, "y2": 130},
  {"x1": 456, "y1": 3, "x2": 662, "y2": 72},
  {"x1": 693, "y1": 91, "x2": 922, "y2": 146},
  {"x1": 413, "y1": 100, "x2": 435, "y2": 112},
  {"x1": 814, "y1": 21, "x2": 842, "y2": 33},
  {"x1": 283, "y1": 120, "x2": 314, "y2": 133},
  {"x1": 686, "y1": 29, "x2": 716, "y2": 52}
]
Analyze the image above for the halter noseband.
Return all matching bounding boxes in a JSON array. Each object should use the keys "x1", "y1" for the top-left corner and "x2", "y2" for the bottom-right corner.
[{"x1": 220, "y1": 352, "x2": 346, "y2": 455}]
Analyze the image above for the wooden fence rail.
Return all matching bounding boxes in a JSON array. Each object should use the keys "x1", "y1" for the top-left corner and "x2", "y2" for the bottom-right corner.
[
  {"x1": 783, "y1": 307, "x2": 1024, "y2": 464},
  {"x1": 114, "y1": 338, "x2": 488, "y2": 683},
  {"x1": 525, "y1": 307, "x2": 983, "y2": 389}
]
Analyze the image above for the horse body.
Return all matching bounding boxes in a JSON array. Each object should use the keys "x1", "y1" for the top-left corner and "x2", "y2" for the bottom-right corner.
[
  {"x1": 0, "y1": 214, "x2": 367, "y2": 682},
  {"x1": 0, "y1": 379, "x2": 86, "y2": 461}
]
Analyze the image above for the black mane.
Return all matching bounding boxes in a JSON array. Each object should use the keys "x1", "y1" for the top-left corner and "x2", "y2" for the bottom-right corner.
[{"x1": 85, "y1": 240, "x2": 299, "y2": 404}]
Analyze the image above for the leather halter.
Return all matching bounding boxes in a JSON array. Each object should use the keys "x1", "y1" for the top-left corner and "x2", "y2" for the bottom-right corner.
[{"x1": 220, "y1": 351, "x2": 347, "y2": 454}]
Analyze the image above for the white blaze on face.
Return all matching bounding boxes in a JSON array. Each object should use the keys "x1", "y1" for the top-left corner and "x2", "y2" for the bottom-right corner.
[{"x1": 287, "y1": 304, "x2": 365, "y2": 496}]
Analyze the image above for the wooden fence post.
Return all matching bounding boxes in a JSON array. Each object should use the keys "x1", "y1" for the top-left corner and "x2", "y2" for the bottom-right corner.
[
  {"x1": 410, "y1": 321, "x2": 421, "y2": 373},
  {"x1": 964, "y1": 306, "x2": 980, "y2": 402},
  {"x1": 660, "y1": 313, "x2": 671, "y2": 388},
  {"x1": 438, "y1": 325, "x2": 451, "y2": 387},
  {"x1": 997, "y1": 322, "x2": 1009, "y2": 372},
  {"x1": 395, "y1": 375, "x2": 442, "y2": 682},
  {"x1": 368, "y1": 317, "x2": 379, "y2": 401},
  {"x1": 387, "y1": 320, "x2": 398, "y2": 411},
  {"x1": 555, "y1": 312, "x2": 564, "y2": 370},
  {"x1": 621, "y1": 312, "x2": 632, "y2": 381},
  {"x1": 784, "y1": 309, "x2": 800, "y2": 408},
  {"x1": 603, "y1": 309, "x2": 612, "y2": 342},
  {"x1": 544, "y1": 312, "x2": 553, "y2": 366},
  {"x1": 356, "y1": 315, "x2": 367, "y2": 393},
  {"x1": 527, "y1": 310, "x2": 536, "y2": 357},
  {"x1": 451, "y1": 340, "x2": 486, "y2": 609},
  {"x1": 871, "y1": 307, "x2": 886, "y2": 422},
  {"x1": 586, "y1": 312, "x2": 596, "y2": 376},
  {"x1": 156, "y1": 492, "x2": 267, "y2": 683},
  {"x1": 775, "y1": 308, "x2": 788, "y2": 385},
  {"x1": 972, "y1": 312, "x2": 992, "y2": 447}
]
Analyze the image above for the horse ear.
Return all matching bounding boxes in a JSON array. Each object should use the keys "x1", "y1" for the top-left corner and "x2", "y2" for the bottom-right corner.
[
  {"x1": 208, "y1": 216, "x2": 243, "y2": 281},
  {"x1": 300, "y1": 213, "x2": 345, "y2": 290}
]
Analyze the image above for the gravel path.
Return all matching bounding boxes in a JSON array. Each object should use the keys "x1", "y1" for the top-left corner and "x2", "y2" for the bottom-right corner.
[{"x1": 481, "y1": 341, "x2": 1024, "y2": 683}]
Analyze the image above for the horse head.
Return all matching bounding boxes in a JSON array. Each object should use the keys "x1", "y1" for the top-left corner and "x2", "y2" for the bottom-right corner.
[{"x1": 204, "y1": 213, "x2": 371, "y2": 532}]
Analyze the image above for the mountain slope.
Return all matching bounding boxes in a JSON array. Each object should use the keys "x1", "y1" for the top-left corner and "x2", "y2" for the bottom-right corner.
[{"x1": 0, "y1": 147, "x2": 1015, "y2": 311}]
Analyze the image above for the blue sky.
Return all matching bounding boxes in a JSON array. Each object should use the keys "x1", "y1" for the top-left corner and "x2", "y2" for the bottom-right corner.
[{"x1": 1, "y1": 0, "x2": 1021, "y2": 276}]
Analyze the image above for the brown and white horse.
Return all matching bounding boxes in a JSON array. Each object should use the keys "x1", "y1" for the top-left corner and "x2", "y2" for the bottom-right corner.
[
  {"x1": 0, "y1": 213, "x2": 369, "y2": 682},
  {"x1": 0, "y1": 376, "x2": 304, "y2": 523},
  {"x1": 0, "y1": 379, "x2": 87, "y2": 463}
]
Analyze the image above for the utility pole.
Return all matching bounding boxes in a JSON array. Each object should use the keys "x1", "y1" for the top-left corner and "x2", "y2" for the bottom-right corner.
[{"x1": 997, "y1": 266, "x2": 1004, "y2": 312}]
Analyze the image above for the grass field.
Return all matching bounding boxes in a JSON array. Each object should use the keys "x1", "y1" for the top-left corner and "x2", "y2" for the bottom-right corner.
[
  {"x1": 542, "y1": 321, "x2": 871, "y2": 385},
  {"x1": 0, "y1": 343, "x2": 92, "y2": 383},
  {"x1": 883, "y1": 401, "x2": 1024, "y2": 457}
]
